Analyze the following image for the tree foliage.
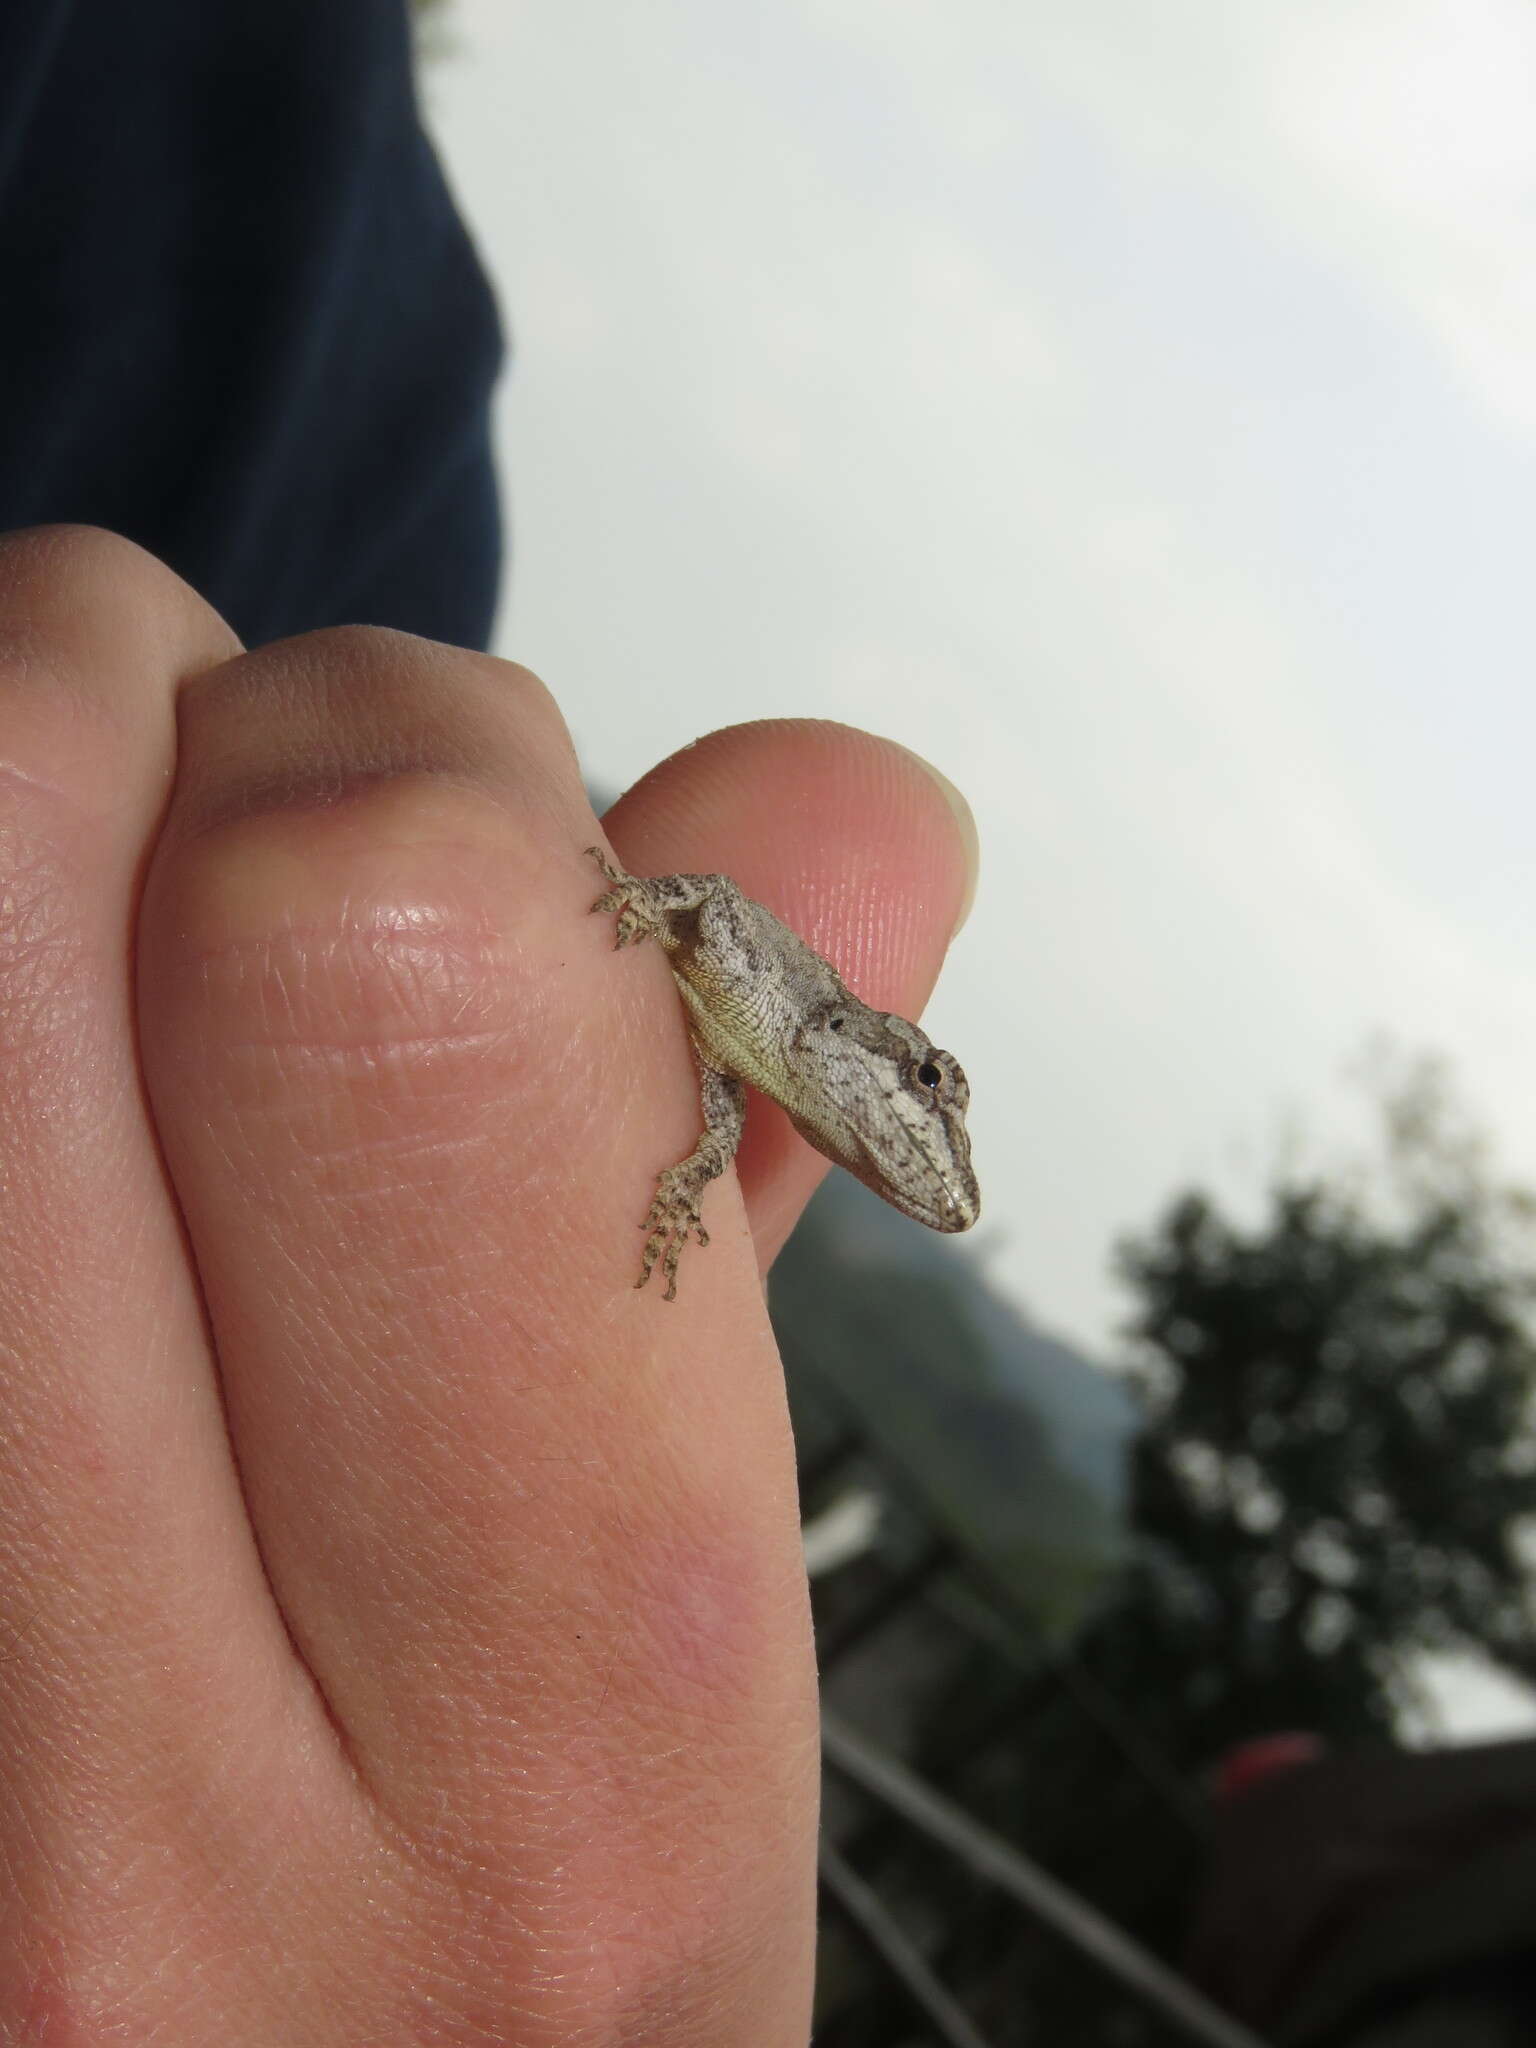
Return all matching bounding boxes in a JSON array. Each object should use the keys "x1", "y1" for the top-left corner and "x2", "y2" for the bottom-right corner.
[{"x1": 1098, "y1": 1064, "x2": 1536, "y2": 1759}]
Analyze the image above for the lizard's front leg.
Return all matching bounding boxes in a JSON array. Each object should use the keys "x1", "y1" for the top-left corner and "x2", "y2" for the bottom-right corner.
[
  {"x1": 588, "y1": 848, "x2": 747, "y2": 1295},
  {"x1": 586, "y1": 846, "x2": 716, "y2": 949},
  {"x1": 639, "y1": 1058, "x2": 747, "y2": 1300}
]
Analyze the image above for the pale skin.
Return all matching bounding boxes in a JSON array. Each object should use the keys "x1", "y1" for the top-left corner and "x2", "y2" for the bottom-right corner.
[{"x1": 0, "y1": 527, "x2": 976, "y2": 2045}]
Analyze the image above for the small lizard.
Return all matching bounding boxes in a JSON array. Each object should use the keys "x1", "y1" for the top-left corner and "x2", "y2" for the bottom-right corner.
[{"x1": 587, "y1": 845, "x2": 979, "y2": 1298}]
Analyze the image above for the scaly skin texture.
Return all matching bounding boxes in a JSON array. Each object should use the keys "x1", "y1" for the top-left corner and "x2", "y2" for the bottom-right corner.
[{"x1": 588, "y1": 846, "x2": 979, "y2": 1298}]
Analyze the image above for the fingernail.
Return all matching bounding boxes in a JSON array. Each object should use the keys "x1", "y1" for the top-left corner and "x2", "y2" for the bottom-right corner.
[{"x1": 897, "y1": 745, "x2": 980, "y2": 937}]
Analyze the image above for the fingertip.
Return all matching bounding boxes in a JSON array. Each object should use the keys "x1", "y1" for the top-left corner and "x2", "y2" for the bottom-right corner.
[
  {"x1": 602, "y1": 717, "x2": 976, "y2": 1011},
  {"x1": 890, "y1": 741, "x2": 980, "y2": 938}
]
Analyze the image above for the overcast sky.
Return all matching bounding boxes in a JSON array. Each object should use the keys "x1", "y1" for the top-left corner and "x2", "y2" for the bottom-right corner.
[{"x1": 425, "y1": 0, "x2": 1536, "y2": 1733}]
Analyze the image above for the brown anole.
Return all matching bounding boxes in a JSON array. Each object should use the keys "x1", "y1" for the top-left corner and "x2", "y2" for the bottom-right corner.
[{"x1": 588, "y1": 846, "x2": 979, "y2": 1298}]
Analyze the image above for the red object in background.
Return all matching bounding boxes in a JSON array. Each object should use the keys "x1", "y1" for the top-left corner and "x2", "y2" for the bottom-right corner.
[
  {"x1": 1213, "y1": 1732, "x2": 1328, "y2": 1802},
  {"x1": 1188, "y1": 1734, "x2": 1536, "y2": 2040}
]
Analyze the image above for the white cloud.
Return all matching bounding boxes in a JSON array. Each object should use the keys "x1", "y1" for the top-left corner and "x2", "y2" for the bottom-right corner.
[{"x1": 1260, "y1": 1, "x2": 1536, "y2": 430}]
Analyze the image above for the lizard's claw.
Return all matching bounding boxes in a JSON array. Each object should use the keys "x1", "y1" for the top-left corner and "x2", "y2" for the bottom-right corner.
[
  {"x1": 636, "y1": 1168, "x2": 711, "y2": 1300},
  {"x1": 586, "y1": 846, "x2": 663, "y2": 949},
  {"x1": 584, "y1": 844, "x2": 625, "y2": 885}
]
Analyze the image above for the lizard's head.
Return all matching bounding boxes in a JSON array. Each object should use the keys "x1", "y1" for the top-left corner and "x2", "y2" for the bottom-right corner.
[{"x1": 786, "y1": 1005, "x2": 980, "y2": 1234}]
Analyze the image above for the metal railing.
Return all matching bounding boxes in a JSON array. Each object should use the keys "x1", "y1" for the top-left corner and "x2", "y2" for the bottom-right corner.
[{"x1": 823, "y1": 1712, "x2": 1271, "y2": 2048}]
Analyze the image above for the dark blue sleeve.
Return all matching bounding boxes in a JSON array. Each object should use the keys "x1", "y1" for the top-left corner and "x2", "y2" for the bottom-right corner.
[{"x1": 0, "y1": 0, "x2": 505, "y2": 650}]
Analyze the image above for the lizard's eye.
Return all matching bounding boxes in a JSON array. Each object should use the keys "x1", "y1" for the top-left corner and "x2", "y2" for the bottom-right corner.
[
  {"x1": 827, "y1": 1015, "x2": 845, "y2": 1032},
  {"x1": 915, "y1": 1059, "x2": 943, "y2": 1090}
]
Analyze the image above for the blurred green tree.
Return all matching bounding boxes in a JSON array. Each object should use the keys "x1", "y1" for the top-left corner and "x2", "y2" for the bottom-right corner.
[
  {"x1": 1100, "y1": 1055, "x2": 1536, "y2": 1762},
  {"x1": 998, "y1": 1059, "x2": 1536, "y2": 2040}
]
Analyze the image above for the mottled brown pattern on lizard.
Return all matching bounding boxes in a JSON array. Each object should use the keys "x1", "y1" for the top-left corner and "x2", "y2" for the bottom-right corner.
[{"x1": 587, "y1": 846, "x2": 979, "y2": 1299}]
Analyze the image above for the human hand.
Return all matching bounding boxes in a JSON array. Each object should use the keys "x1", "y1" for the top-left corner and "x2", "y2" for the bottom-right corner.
[{"x1": 0, "y1": 527, "x2": 975, "y2": 2044}]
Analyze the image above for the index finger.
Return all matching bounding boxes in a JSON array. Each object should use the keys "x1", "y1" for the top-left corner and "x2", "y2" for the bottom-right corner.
[{"x1": 135, "y1": 638, "x2": 824, "y2": 2039}]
